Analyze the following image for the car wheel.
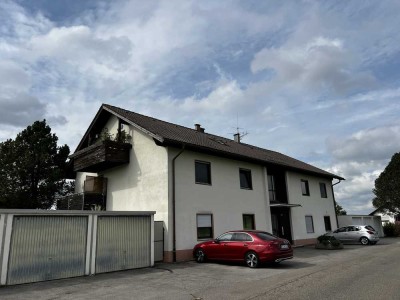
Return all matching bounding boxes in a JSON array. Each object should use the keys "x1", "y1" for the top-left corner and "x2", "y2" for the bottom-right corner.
[
  {"x1": 245, "y1": 251, "x2": 259, "y2": 268},
  {"x1": 360, "y1": 237, "x2": 370, "y2": 245},
  {"x1": 195, "y1": 248, "x2": 206, "y2": 263}
]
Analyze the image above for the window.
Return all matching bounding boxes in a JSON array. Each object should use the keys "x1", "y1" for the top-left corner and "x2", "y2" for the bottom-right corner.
[
  {"x1": 305, "y1": 216, "x2": 314, "y2": 233},
  {"x1": 216, "y1": 232, "x2": 232, "y2": 241},
  {"x1": 324, "y1": 216, "x2": 332, "y2": 231},
  {"x1": 195, "y1": 161, "x2": 211, "y2": 185},
  {"x1": 255, "y1": 232, "x2": 278, "y2": 241},
  {"x1": 336, "y1": 227, "x2": 346, "y2": 233},
  {"x1": 232, "y1": 232, "x2": 252, "y2": 241},
  {"x1": 267, "y1": 175, "x2": 276, "y2": 201},
  {"x1": 196, "y1": 214, "x2": 213, "y2": 239},
  {"x1": 239, "y1": 169, "x2": 253, "y2": 189},
  {"x1": 243, "y1": 214, "x2": 255, "y2": 230},
  {"x1": 320, "y1": 182, "x2": 327, "y2": 198},
  {"x1": 301, "y1": 180, "x2": 310, "y2": 196}
]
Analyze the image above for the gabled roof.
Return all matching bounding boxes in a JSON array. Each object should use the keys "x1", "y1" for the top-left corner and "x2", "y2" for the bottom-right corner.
[{"x1": 74, "y1": 104, "x2": 344, "y2": 180}]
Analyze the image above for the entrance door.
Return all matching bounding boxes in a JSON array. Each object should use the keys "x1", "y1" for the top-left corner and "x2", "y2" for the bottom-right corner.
[{"x1": 270, "y1": 207, "x2": 292, "y2": 243}]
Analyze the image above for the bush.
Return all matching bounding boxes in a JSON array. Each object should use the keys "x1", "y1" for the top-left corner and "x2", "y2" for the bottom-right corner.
[
  {"x1": 394, "y1": 222, "x2": 400, "y2": 236},
  {"x1": 317, "y1": 235, "x2": 342, "y2": 247},
  {"x1": 383, "y1": 222, "x2": 396, "y2": 236},
  {"x1": 315, "y1": 234, "x2": 343, "y2": 249}
]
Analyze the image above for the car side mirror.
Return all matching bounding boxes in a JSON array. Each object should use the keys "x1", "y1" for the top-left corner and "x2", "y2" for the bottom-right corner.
[
  {"x1": 333, "y1": 230, "x2": 338, "y2": 233},
  {"x1": 214, "y1": 239, "x2": 220, "y2": 244}
]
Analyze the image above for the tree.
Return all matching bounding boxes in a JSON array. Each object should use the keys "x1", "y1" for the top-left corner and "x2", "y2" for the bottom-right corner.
[
  {"x1": 0, "y1": 120, "x2": 72, "y2": 209},
  {"x1": 373, "y1": 152, "x2": 400, "y2": 213},
  {"x1": 335, "y1": 201, "x2": 347, "y2": 215}
]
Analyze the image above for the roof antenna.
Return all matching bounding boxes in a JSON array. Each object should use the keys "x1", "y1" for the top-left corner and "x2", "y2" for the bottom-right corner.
[{"x1": 230, "y1": 113, "x2": 248, "y2": 143}]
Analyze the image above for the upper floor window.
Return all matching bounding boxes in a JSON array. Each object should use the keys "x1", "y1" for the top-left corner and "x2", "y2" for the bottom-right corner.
[
  {"x1": 267, "y1": 175, "x2": 276, "y2": 201},
  {"x1": 239, "y1": 169, "x2": 253, "y2": 189},
  {"x1": 301, "y1": 179, "x2": 310, "y2": 196},
  {"x1": 319, "y1": 182, "x2": 327, "y2": 198},
  {"x1": 195, "y1": 161, "x2": 211, "y2": 185}
]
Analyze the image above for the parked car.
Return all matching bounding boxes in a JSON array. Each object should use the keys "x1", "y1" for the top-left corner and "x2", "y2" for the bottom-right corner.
[
  {"x1": 328, "y1": 225, "x2": 379, "y2": 245},
  {"x1": 193, "y1": 230, "x2": 293, "y2": 268}
]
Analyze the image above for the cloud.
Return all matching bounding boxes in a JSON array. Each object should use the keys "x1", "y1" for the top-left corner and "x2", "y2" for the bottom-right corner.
[
  {"x1": 327, "y1": 125, "x2": 400, "y2": 162},
  {"x1": 0, "y1": 94, "x2": 46, "y2": 126},
  {"x1": 30, "y1": 26, "x2": 132, "y2": 75},
  {"x1": 251, "y1": 36, "x2": 375, "y2": 94}
]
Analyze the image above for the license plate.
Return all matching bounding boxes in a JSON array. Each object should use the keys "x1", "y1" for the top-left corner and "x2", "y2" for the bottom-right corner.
[{"x1": 280, "y1": 244, "x2": 289, "y2": 250}]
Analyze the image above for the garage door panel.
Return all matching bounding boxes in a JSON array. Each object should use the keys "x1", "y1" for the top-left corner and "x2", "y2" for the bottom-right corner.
[
  {"x1": 96, "y1": 216, "x2": 151, "y2": 273},
  {"x1": 7, "y1": 216, "x2": 88, "y2": 285}
]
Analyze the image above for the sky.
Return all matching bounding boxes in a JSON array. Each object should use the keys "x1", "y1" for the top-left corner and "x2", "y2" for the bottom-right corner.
[{"x1": 1, "y1": 0, "x2": 399, "y2": 214}]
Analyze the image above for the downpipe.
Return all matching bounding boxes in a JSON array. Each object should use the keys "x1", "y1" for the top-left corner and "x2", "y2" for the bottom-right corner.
[{"x1": 172, "y1": 145, "x2": 185, "y2": 262}]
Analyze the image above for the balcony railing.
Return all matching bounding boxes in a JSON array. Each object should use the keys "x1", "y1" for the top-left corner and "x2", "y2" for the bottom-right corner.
[
  {"x1": 56, "y1": 192, "x2": 106, "y2": 210},
  {"x1": 70, "y1": 140, "x2": 132, "y2": 173}
]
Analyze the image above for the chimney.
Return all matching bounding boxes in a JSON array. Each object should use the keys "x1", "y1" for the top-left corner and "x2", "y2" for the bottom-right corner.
[
  {"x1": 195, "y1": 124, "x2": 205, "y2": 132},
  {"x1": 234, "y1": 133, "x2": 240, "y2": 143}
]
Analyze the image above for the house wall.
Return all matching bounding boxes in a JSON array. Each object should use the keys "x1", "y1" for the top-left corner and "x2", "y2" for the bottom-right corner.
[
  {"x1": 286, "y1": 171, "x2": 337, "y2": 245},
  {"x1": 373, "y1": 212, "x2": 396, "y2": 224},
  {"x1": 75, "y1": 115, "x2": 170, "y2": 254},
  {"x1": 171, "y1": 149, "x2": 270, "y2": 261},
  {"x1": 75, "y1": 172, "x2": 97, "y2": 193}
]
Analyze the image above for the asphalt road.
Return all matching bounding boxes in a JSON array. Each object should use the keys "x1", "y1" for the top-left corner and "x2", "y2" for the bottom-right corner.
[{"x1": 0, "y1": 238, "x2": 399, "y2": 299}]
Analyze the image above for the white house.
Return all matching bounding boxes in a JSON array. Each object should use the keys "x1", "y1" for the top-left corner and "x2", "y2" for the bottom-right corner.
[
  {"x1": 69, "y1": 104, "x2": 344, "y2": 262},
  {"x1": 369, "y1": 207, "x2": 400, "y2": 225}
]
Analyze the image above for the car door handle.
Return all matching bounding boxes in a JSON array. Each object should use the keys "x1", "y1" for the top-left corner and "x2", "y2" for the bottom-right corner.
[{"x1": 243, "y1": 244, "x2": 248, "y2": 247}]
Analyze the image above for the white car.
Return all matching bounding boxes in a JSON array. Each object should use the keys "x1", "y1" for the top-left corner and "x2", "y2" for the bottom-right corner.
[{"x1": 329, "y1": 225, "x2": 379, "y2": 245}]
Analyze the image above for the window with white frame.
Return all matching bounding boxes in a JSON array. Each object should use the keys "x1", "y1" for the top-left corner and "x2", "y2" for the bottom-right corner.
[
  {"x1": 320, "y1": 182, "x2": 327, "y2": 198},
  {"x1": 301, "y1": 179, "x2": 310, "y2": 196},
  {"x1": 195, "y1": 161, "x2": 211, "y2": 185},
  {"x1": 197, "y1": 214, "x2": 213, "y2": 239},
  {"x1": 305, "y1": 215, "x2": 314, "y2": 233},
  {"x1": 239, "y1": 169, "x2": 253, "y2": 189}
]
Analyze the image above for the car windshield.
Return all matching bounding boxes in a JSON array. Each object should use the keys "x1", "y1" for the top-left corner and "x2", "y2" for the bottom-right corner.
[
  {"x1": 365, "y1": 225, "x2": 376, "y2": 231},
  {"x1": 255, "y1": 232, "x2": 278, "y2": 241}
]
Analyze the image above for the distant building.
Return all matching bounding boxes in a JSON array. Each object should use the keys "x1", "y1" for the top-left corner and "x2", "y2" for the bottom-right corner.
[{"x1": 369, "y1": 207, "x2": 400, "y2": 225}]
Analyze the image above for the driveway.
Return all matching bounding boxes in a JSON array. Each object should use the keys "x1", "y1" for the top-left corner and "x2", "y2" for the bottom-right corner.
[{"x1": 0, "y1": 238, "x2": 399, "y2": 300}]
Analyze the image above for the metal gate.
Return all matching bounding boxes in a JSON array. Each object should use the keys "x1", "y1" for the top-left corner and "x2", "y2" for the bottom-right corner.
[
  {"x1": 95, "y1": 215, "x2": 151, "y2": 273},
  {"x1": 7, "y1": 216, "x2": 88, "y2": 285},
  {"x1": 154, "y1": 221, "x2": 164, "y2": 262}
]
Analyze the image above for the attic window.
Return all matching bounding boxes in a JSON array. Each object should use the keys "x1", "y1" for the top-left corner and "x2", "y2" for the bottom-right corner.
[{"x1": 209, "y1": 137, "x2": 228, "y2": 146}]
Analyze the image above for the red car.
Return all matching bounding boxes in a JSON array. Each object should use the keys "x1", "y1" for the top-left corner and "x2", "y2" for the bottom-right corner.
[{"x1": 193, "y1": 230, "x2": 293, "y2": 268}]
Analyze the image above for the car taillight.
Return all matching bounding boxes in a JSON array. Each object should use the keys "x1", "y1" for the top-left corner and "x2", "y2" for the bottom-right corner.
[
  {"x1": 269, "y1": 241, "x2": 279, "y2": 248},
  {"x1": 367, "y1": 230, "x2": 374, "y2": 234}
]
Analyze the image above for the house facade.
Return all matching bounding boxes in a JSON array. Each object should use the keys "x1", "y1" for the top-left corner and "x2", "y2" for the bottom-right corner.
[{"x1": 69, "y1": 104, "x2": 344, "y2": 262}]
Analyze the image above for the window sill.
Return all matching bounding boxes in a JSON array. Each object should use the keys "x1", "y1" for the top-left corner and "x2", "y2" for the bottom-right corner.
[{"x1": 195, "y1": 182, "x2": 212, "y2": 186}]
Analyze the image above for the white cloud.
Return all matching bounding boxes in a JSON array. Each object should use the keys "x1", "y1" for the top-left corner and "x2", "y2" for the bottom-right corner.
[
  {"x1": 30, "y1": 26, "x2": 132, "y2": 75},
  {"x1": 328, "y1": 125, "x2": 400, "y2": 162},
  {"x1": 251, "y1": 36, "x2": 375, "y2": 94}
]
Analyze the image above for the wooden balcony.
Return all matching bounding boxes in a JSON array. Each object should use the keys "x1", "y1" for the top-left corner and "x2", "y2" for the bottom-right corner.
[{"x1": 70, "y1": 140, "x2": 132, "y2": 173}]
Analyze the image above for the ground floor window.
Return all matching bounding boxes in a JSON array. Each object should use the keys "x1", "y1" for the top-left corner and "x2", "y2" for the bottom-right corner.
[
  {"x1": 197, "y1": 214, "x2": 213, "y2": 239},
  {"x1": 243, "y1": 214, "x2": 255, "y2": 230},
  {"x1": 324, "y1": 216, "x2": 332, "y2": 231},
  {"x1": 305, "y1": 215, "x2": 314, "y2": 233}
]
